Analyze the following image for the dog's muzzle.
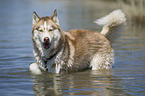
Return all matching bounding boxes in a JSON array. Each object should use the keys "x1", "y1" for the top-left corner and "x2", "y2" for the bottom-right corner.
[{"x1": 43, "y1": 37, "x2": 51, "y2": 49}]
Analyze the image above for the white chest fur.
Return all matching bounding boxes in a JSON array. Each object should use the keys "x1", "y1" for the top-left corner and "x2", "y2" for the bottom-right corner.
[{"x1": 33, "y1": 46, "x2": 65, "y2": 73}]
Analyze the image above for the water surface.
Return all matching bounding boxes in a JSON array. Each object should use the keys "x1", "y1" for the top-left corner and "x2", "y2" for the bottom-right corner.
[{"x1": 0, "y1": 0, "x2": 145, "y2": 96}]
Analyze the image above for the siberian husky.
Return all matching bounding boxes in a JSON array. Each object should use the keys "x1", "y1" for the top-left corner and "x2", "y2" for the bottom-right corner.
[{"x1": 30, "y1": 9, "x2": 126, "y2": 74}]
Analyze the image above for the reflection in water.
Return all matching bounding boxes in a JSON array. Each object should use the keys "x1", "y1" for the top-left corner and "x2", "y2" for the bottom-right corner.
[
  {"x1": 31, "y1": 73, "x2": 57, "y2": 96},
  {"x1": 31, "y1": 70, "x2": 125, "y2": 96}
]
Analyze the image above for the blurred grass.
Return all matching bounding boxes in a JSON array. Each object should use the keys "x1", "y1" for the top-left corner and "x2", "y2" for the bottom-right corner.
[{"x1": 117, "y1": 0, "x2": 145, "y2": 25}]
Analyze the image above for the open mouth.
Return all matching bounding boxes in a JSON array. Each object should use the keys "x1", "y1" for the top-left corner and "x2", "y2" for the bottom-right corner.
[
  {"x1": 43, "y1": 37, "x2": 51, "y2": 49},
  {"x1": 43, "y1": 42, "x2": 51, "y2": 49}
]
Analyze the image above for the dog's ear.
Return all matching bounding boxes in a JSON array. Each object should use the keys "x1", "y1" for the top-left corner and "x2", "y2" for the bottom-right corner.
[
  {"x1": 51, "y1": 9, "x2": 59, "y2": 25},
  {"x1": 33, "y1": 11, "x2": 40, "y2": 26}
]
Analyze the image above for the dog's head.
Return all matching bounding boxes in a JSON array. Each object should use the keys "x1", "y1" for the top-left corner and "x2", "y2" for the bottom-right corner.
[{"x1": 32, "y1": 9, "x2": 63, "y2": 50}]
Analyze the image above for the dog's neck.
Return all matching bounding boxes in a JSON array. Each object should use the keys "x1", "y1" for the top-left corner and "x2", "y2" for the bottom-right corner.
[{"x1": 42, "y1": 36, "x2": 69, "y2": 73}]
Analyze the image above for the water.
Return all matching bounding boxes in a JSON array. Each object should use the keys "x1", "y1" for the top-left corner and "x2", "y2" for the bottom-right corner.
[{"x1": 0, "y1": 0, "x2": 145, "y2": 96}]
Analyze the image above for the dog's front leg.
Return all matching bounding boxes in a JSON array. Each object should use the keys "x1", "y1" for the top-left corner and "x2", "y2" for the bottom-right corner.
[{"x1": 29, "y1": 49, "x2": 43, "y2": 74}]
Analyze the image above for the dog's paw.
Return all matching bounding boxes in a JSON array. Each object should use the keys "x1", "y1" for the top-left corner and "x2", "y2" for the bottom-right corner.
[{"x1": 29, "y1": 63, "x2": 41, "y2": 74}]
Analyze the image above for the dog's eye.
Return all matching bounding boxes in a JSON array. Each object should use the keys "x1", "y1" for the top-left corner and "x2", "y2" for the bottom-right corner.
[
  {"x1": 38, "y1": 28, "x2": 43, "y2": 33},
  {"x1": 49, "y1": 29, "x2": 53, "y2": 31},
  {"x1": 39, "y1": 30, "x2": 43, "y2": 32}
]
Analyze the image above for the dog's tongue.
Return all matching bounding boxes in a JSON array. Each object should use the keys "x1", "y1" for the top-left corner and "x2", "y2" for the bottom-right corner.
[{"x1": 43, "y1": 43, "x2": 51, "y2": 49}]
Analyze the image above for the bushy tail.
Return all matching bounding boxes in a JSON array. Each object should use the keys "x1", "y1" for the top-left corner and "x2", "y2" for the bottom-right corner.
[{"x1": 94, "y1": 9, "x2": 126, "y2": 37}]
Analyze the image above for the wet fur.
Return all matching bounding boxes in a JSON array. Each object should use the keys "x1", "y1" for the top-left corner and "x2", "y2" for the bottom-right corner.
[{"x1": 30, "y1": 9, "x2": 126, "y2": 74}]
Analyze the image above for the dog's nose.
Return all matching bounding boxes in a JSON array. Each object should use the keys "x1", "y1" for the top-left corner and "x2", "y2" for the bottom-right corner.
[{"x1": 44, "y1": 37, "x2": 49, "y2": 42}]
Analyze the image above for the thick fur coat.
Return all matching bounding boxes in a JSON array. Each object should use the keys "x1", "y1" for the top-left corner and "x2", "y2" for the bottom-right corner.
[{"x1": 30, "y1": 9, "x2": 126, "y2": 74}]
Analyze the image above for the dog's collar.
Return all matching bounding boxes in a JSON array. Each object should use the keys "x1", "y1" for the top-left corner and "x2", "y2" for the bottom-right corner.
[
  {"x1": 42, "y1": 47, "x2": 61, "y2": 71},
  {"x1": 43, "y1": 46, "x2": 62, "y2": 62}
]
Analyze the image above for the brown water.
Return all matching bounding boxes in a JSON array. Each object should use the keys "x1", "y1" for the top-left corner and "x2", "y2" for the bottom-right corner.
[{"x1": 0, "y1": 0, "x2": 145, "y2": 96}]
